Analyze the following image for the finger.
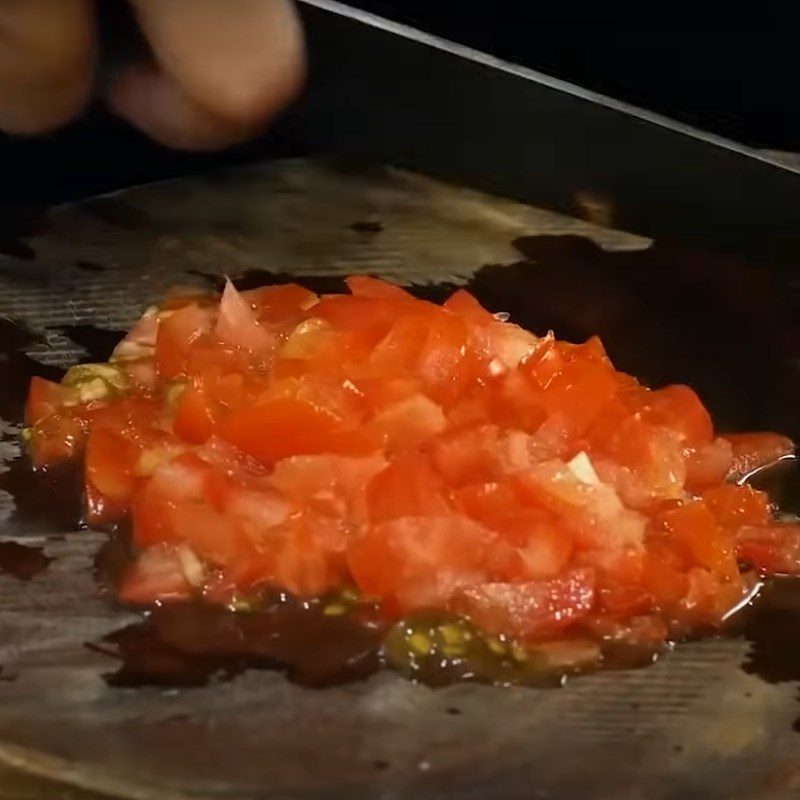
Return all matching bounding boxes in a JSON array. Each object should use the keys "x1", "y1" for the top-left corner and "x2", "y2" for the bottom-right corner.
[
  {"x1": 109, "y1": 0, "x2": 304, "y2": 150},
  {"x1": 110, "y1": 62, "x2": 267, "y2": 151},
  {"x1": 0, "y1": 0, "x2": 94, "y2": 135}
]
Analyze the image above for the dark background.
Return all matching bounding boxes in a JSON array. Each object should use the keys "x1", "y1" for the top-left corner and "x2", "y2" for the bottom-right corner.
[
  {"x1": 350, "y1": 2, "x2": 800, "y2": 149},
  {"x1": 3, "y1": 2, "x2": 799, "y2": 206}
]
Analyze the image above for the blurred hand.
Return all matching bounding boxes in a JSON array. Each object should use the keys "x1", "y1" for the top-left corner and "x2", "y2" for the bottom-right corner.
[{"x1": 0, "y1": 0, "x2": 305, "y2": 149}]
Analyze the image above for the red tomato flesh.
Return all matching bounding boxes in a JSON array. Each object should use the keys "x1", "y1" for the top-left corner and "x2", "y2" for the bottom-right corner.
[{"x1": 23, "y1": 275, "x2": 800, "y2": 653}]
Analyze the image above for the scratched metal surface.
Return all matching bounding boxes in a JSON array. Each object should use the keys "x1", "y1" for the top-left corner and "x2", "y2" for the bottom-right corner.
[{"x1": 0, "y1": 159, "x2": 797, "y2": 800}]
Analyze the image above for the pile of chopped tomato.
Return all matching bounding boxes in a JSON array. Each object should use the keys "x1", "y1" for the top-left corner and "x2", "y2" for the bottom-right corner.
[{"x1": 25, "y1": 275, "x2": 799, "y2": 651}]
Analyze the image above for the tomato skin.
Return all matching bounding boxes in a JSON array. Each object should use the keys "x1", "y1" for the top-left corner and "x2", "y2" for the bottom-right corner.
[{"x1": 450, "y1": 568, "x2": 596, "y2": 641}]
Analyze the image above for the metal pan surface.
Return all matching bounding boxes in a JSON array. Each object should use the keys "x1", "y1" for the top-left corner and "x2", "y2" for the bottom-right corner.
[{"x1": 0, "y1": 159, "x2": 799, "y2": 799}]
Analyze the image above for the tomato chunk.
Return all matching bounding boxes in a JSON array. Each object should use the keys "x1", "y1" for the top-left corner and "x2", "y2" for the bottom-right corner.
[
  {"x1": 219, "y1": 398, "x2": 348, "y2": 464},
  {"x1": 723, "y1": 432, "x2": 795, "y2": 481},
  {"x1": 450, "y1": 568, "x2": 596, "y2": 641},
  {"x1": 23, "y1": 273, "x2": 800, "y2": 667},
  {"x1": 737, "y1": 524, "x2": 800, "y2": 574}
]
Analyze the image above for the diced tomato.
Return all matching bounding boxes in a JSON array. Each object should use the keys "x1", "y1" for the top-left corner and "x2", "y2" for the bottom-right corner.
[
  {"x1": 118, "y1": 544, "x2": 194, "y2": 606},
  {"x1": 449, "y1": 568, "x2": 596, "y2": 641},
  {"x1": 346, "y1": 274, "x2": 417, "y2": 301},
  {"x1": 84, "y1": 427, "x2": 142, "y2": 524},
  {"x1": 596, "y1": 582, "x2": 652, "y2": 616},
  {"x1": 487, "y1": 372, "x2": 547, "y2": 433},
  {"x1": 736, "y1": 524, "x2": 800, "y2": 574},
  {"x1": 155, "y1": 303, "x2": 211, "y2": 380},
  {"x1": 216, "y1": 280, "x2": 275, "y2": 355},
  {"x1": 512, "y1": 461, "x2": 646, "y2": 551},
  {"x1": 348, "y1": 516, "x2": 497, "y2": 611},
  {"x1": 429, "y1": 423, "x2": 503, "y2": 486},
  {"x1": 28, "y1": 412, "x2": 87, "y2": 467},
  {"x1": 26, "y1": 376, "x2": 70, "y2": 425},
  {"x1": 355, "y1": 377, "x2": 422, "y2": 414},
  {"x1": 454, "y1": 483, "x2": 572, "y2": 583},
  {"x1": 641, "y1": 538, "x2": 690, "y2": 608},
  {"x1": 22, "y1": 273, "x2": 800, "y2": 664},
  {"x1": 443, "y1": 288, "x2": 495, "y2": 326},
  {"x1": 640, "y1": 385, "x2": 713, "y2": 445},
  {"x1": 263, "y1": 375, "x2": 365, "y2": 421},
  {"x1": 582, "y1": 612, "x2": 667, "y2": 646},
  {"x1": 518, "y1": 333, "x2": 563, "y2": 386},
  {"x1": 451, "y1": 481, "x2": 522, "y2": 530},
  {"x1": 558, "y1": 336, "x2": 611, "y2": 366},
  {"x1": 226, "y1": 484, "x2": 291, "y2": 535},
  {"x1": 270, "y1": 453, "x2": 385, "y2": 524},
  {"x1": 111, "y1": 308, "x2": 158, "y2": 361},
  {"x1": 268, "y1": 511, "x2": 352, "y2": 597},
  {"x1": 723, "y1": 432, "x2": 795, "y2": 481},
  {"x1": 367, "y1": 452, "x2": 449, "y2": 523},
  {"x1": 170, "y1": 502, "x2": 250, "y2": 566},
  {"x1": 219, "y1": 398, "x2": 360, "y2": 465},
  {"x1": 506, "y1": 515, "x2": 574, "y2": 580},
  {"x1": 486, "y1": 321, "x2": 541, "y2": 372},
  {"x1": 590, "y1": 410, "x2": 686, "y2": 506},
  {"x1": 366, "y1": 393, "x2": 446, "y2": 452},
  {"x1": 676, "y1": 567, "x2": 748, "y2": 628},
  {"x1": 312, "y1": 295, "x2": 403, "y2": 349},
  {"x1": 538, "y1": 359, "x2": 618, "y2": 438},
  {"x1": 660, "y1": 501, "x2": 738, "y2": 582},
  {"x1": 368, "y1": 314, "x2": 430, "y2": 375},
  {"x1": 242, "y1": 283, "x2": 318, "y2": 324},
  {"x1": 131, "y1": 453, "x2": 209, "y2": 547},
  {"x1": 684, "y1": 437, "x2": 733, "y2": 492},
  {"x1": 276, "y1": 318, "x2": 341, "y2": 369},
  {"x1": 173, "y1": 386, "x2": 218, "y2": 444},
  {"x1": 703, "y1": 484, "x2": 771, "y2": 527},
  {"x1": 416, "y1": 311, "x2": 472, "y2": 404},
  {"x1": 159, "y1": 288, "x2": 216, "y2": 312}
]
